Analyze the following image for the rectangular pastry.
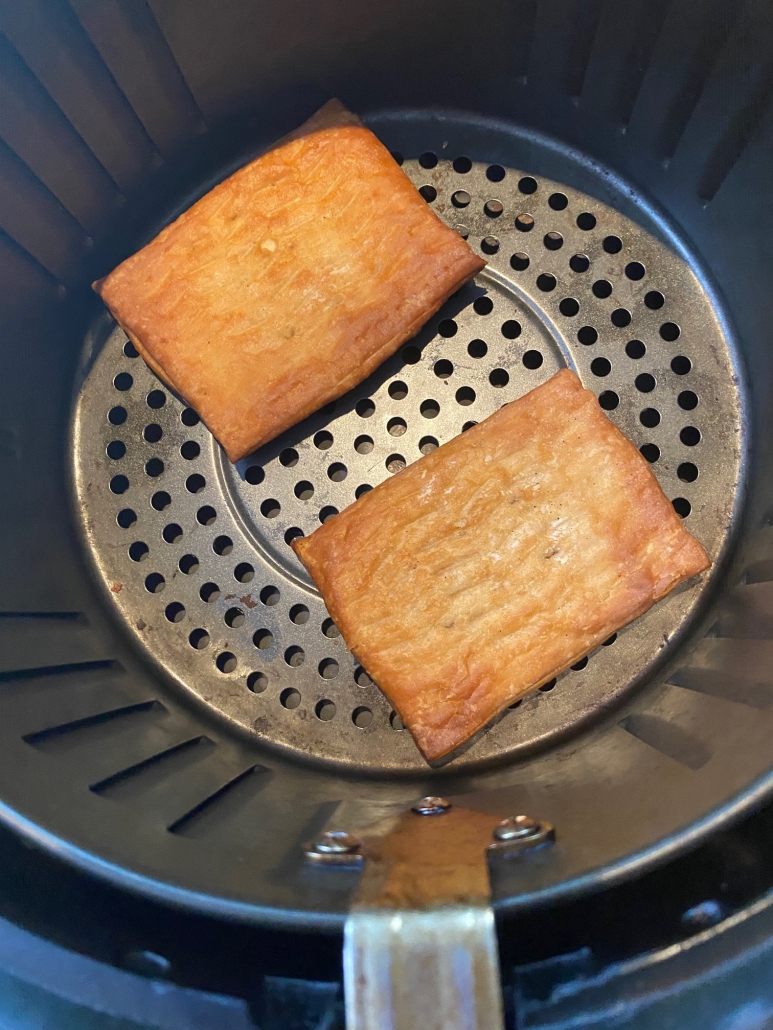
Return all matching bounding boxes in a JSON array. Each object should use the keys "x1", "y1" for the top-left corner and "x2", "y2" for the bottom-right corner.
[
  {"x1": 94, "y1": 100, "x2": 485, "y2": 462},
  {"x1": 293, "y1": 369, "x2": 710, "y2": 762}
]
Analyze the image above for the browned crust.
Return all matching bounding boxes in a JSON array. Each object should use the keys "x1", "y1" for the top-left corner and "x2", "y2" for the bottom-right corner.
[
  {"x1": 293, "y1": 369, "x2": 710, "y2": 762},
  {"x1": 94, "y1": 100, "x2": 485, "y2": 462}
]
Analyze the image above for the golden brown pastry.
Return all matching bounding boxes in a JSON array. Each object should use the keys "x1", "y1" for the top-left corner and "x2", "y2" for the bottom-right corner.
[
  {"x1": 293, "y1": 369, "x2": 710, "y2": 762},
  {"x1": 94, "y1": 100, "x2": 485, "y2": 462}
]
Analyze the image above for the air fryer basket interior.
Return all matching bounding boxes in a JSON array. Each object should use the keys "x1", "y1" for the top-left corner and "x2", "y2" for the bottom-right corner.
[{"x1": 1, "y1": 0, "x2": 772, "y2": 930}]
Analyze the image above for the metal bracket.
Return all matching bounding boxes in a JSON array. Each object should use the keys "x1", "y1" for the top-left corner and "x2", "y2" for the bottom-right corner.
[
  {"x1": 345, "y1": 906, "x2": 502, "y2": 1030},
  {"x1": 305, "y1": 798, "x2": 555, "y2": 1030}
]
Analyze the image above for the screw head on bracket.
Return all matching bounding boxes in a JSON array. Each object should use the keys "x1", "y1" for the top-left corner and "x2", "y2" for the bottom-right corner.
[
  {"x1": 493, "y1": 815, "x2": 540, "y2": 842},
  {"x1": 313, "y1": 828, "x2": 362, "y2": 852},
  {"x1": 310, "y1": 830, "x2": 361, "y2": 855},
  {"x1": 490, "y1": 815, "x2": 555, "y2": 854},
  {"x1": 303, "y1": 829, "x2": 364, "y2": 867},
  {"x1": 411, "y1": 796, "x2": 452, "y2": 816}
]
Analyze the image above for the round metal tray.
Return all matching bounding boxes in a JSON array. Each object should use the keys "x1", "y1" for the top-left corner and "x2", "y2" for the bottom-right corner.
[
  {"x1": 73, "y1": 130, "x2": 743, "y2": 773},
  {"x1": 2, "y1": 110, "x2": 765, "y2": 930}
]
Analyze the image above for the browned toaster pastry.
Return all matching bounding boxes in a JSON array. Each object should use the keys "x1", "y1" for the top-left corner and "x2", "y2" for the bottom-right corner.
[
  {"x1": 293, "y1": 369, "x2": 710, "y2": 762},
  {"x1": 94, "y1": 99, "x2": 485, "y2": 462}
]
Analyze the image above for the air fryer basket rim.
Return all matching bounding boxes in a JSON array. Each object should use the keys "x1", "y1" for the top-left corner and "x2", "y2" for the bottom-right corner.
[{"x1": 4, "y1": 736, "x2": 773, "y2": 934}]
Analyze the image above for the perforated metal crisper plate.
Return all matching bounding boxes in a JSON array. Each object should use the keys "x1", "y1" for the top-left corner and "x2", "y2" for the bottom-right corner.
[{"x1": 71, "y1": 146, "x2": 744, "y2": 774}]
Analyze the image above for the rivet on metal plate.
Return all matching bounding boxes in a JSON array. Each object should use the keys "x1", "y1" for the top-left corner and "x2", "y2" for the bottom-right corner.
[
  {"x1": 304, "y1": 829, "x2": 363, "y2": 867},
  {"x1": 411, "y1": 796, "x2": 452, "y2": 816},
  {"x1": 489, "y1": 815, "x2": 555, "y2": 854}
]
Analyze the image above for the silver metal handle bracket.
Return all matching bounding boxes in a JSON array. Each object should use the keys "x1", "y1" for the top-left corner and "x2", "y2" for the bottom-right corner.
[{"x1": 305, "y1": 798, "x2": 555, "y2": 1030}]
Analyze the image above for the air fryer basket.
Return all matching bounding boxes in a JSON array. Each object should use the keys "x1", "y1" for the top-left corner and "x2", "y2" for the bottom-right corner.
[{"x1": 1, "y1": 0, "x2": 772, "y2": 944}]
